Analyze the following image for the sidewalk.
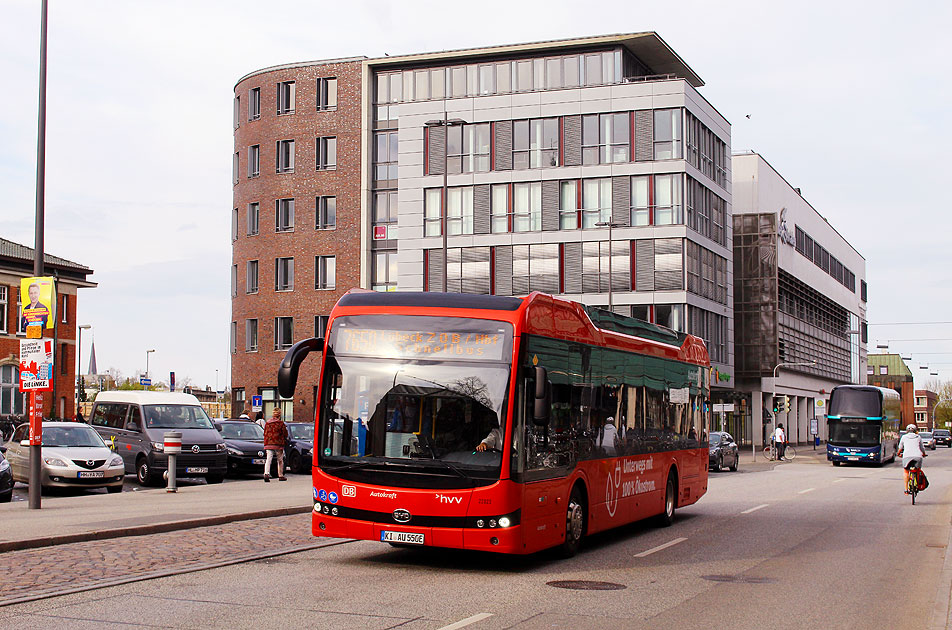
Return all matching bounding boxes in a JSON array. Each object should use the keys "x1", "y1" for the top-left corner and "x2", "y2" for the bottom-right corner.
[
  {"x1": 734, "y1": 441, "x2": 830, "y2": 471},
  {"x1": 0, "y1": 475, "x2": 313, "y2": 553}
]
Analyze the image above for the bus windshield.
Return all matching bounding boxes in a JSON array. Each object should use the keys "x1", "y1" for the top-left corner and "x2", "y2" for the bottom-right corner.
[
  {"x1": 319, "y1": 315, "x2": 514, "y2": 482},
  {"x1": 828, "y1": 420, "x2": 881, "y2": 447}
]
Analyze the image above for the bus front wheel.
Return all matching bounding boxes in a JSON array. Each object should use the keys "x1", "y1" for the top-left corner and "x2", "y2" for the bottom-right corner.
[
  {"x1": 558, "y1": 486, "x2": 586, "y2": 558},
  {"x1": 657, "y1": 472, "x2": 677, "y2": 527}
]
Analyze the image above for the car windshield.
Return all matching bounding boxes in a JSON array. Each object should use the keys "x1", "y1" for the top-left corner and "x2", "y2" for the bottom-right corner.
[
  {"x1": 143, "y1": 405, "x2": 214, "y2": 429},
  {"x1": 43, "y1": 425, "x2": 106, "y2": 448},
  {"x1": 709, "y1": 434, "x2": 722, "y2": 445},
  {"x1": 219, "y1": 422, "x2": 263, "y2": 440},
  {"x1": 921, "y1": 432, "x2": 933, "y2": 439},
  {"x1": 828, "y1": 420, "x2": 881, "y2": 447},
  {"x1": 935, "y1": 430, "x2": 950, "y2": 436},
  {"x1": 288, "y1": 424, "x2": 314, "y2": 441}
]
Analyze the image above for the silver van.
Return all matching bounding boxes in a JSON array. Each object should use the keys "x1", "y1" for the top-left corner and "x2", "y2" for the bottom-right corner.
[{"x1": 88, "y1": 391, "x2": 226, "y2": 485}]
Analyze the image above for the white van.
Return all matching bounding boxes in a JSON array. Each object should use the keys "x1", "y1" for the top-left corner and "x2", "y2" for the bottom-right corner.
[{"x1": 88, "y1": 391, "x2": 227, "y2": 485}]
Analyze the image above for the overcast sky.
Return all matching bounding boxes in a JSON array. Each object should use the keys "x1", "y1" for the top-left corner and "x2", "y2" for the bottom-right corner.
[{"x1": 2, "y1": 0, "x2": 950, "y2": 390}]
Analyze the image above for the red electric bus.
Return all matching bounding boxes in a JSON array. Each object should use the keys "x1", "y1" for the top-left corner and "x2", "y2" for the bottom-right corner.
[{"x1": 278, "y1": 290, "x2": 711, "y2": 556}]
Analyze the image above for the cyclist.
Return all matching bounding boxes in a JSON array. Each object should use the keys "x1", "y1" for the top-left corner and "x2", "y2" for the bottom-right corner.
[{"x1": 898, "y1": 423, "x2": 926, "y2": 494}]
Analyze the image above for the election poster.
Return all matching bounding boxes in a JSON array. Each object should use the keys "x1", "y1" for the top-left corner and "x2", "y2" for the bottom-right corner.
[
  {"x1": 20, "y1": 276, "x2": 56, "y2": 335},
  {"x1": 19, "y1": 338, "x2": 54, "y2": 391}
]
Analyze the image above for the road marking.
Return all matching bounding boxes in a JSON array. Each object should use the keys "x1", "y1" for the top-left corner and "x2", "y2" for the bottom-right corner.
[
  {"x1": 740, "y1": 503, "x2": 769, "y2": 514},
  {"x1": 635, "y1": 537, "x2": 687, "y2": 557},
  {"x1": 833, "y1": 478, "x2": 846, "y2": 483},
  {"x1": 437, "y1": 613, "x2": 494, "y2": 630},
  {"x1": 797, "y1": 488, "x2": 815, "y2": 494}
]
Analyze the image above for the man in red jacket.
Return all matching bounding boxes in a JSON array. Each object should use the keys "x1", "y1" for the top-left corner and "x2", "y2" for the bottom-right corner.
[{"x1": 263, "y1": 407, "x2": 288, "y2": 482}]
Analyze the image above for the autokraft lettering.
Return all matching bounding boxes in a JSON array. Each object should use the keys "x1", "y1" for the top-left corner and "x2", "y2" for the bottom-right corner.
[
  {"x1": 393, "y1": 509, "x2": 411, "y2": 523},
  {"x1": 435, "y1": 493, "x2": 462, "y2": 504},
  {"x1": 370, "y1": 490, "x2": 397, "y2": 499},
  {"x1": 606, "y1": 457, "x2": 657, "y2": 516}
]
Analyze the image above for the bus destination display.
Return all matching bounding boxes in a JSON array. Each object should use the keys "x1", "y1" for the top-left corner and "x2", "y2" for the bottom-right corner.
[{"x1": 337, "y1": 328, "x2": 506, "y2": 361}]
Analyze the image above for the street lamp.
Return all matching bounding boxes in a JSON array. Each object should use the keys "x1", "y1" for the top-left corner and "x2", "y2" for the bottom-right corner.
[
  {"x1": 595, "y1": 221, "x2": 623, "y2": 311},
  {"x1": 76, "y1": 324, "x2": 91, "y2": 418},
  {"x1": 424, "y1": 115, "x2": 466, "y2": 293},
  {"x1": 145, "y1": 349, "x2": 155, "y2": 380}
]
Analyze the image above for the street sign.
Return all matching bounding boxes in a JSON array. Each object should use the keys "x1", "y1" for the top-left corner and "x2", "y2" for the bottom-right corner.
[
  {"x1": 814, "y1": 399, "x2": 826, "y2": 416},
  {"x1": 19, "y1": 339, "x2": 53, "y2": 391},
  {"x1": 713, "y1": 403, "x2": 735, "y2": 413},
  {"x1": 216, "y1": 389, "x2": 225, "y2": 396},
  {"x1": 810, "y1": 418, "x2": 819, "y2": 435},
  {"x1": 170, "y1": 371, "x2": 175, "y2": 392},
  {"x1": 140, "y1": 378, "x2": 152, "y2": 387},
  {"x1": 251, "y1": 395, "x2": 263, "y2": 412}
]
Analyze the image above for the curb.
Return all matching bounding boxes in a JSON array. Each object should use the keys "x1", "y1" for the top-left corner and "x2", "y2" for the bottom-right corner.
[{"x1": 0, "y1": 504, "x2": 312, "y2": 554}]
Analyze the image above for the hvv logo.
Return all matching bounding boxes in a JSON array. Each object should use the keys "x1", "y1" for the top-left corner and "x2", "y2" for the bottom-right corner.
[{"x1": 435, "y1": 493, "x2": 462, "y2": 504}]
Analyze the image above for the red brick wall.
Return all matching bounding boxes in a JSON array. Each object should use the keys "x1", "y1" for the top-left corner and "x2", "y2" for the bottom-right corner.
[
  {"x1": 0, "y1": 283, "x2": 80, "y2": 420},
  {"x1": 231, "y1": 60, "x2": 364, "y2": 423}
]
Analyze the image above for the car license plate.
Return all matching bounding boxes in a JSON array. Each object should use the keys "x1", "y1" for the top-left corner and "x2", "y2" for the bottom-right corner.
[
  {"x1": 186, "y1": 467, "x2": 209, "y2": 474},
  {"x1": 78, "y1": 471, "x2": 104, "y2": 479},
  {"x1": 252, "y1": 458, "x2": 265, "y2": 465},
  {"x1": 381, "y1": 531, "x2": 424, "y2": 545}
]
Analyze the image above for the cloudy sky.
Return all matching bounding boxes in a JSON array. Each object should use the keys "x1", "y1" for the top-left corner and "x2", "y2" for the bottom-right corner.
[{"x1": 2, "y1": 0, "x2": 950, "y2": 390}]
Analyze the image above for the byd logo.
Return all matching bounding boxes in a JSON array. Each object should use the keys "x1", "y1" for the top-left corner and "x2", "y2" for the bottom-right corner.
[{"x1": 435, "y1": 493, "x2": 462, "y2": 504}]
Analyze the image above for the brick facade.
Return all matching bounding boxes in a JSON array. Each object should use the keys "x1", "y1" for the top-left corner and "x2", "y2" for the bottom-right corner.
[
  {"x1": 231, "y1": 59, "x2": 364, "y2": 423},
  {"x1": 0, "y1": 239, "x2": 95, "y2": 422}
]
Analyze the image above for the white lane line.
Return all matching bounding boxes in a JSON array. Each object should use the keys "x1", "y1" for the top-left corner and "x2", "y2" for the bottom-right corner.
[
  {"x1": 833, "y1": 478, "x2": 847, "y2": 483},
  {"x1": 797, "y1": 487, "x2": 815, "y2": 494},
  {"x1": 740, "y1": 503, "x2": 769, "y2": 514},
  {"x1": 635, "y1": 537, "x2": 688, "y2": 558},
  {"x1": 436, "y1": 613, "x2": 494, "y2": 630}
]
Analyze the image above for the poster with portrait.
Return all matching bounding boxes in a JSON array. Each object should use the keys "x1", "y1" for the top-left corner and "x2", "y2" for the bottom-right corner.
[{"x1": 20, "y1": 276, "x2": 56, "y2": 333}]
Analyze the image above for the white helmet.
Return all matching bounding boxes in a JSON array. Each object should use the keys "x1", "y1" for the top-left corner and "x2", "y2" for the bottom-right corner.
[{"x1": 906, "y1": 424, "x2": 917, "y2": 432}]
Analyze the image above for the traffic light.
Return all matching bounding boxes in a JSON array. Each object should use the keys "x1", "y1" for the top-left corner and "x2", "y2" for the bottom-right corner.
[
  {"x1": 783, "y1": 395, "x2": 791, "y2": 412},
  {"x1": 772, "y1": 396, "x2": 783, "y2": 413}
]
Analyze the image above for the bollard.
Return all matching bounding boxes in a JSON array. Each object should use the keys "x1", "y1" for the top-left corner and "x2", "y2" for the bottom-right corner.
[{"x1": 164, "y1": 431, "x2": 182, "y2": 493}]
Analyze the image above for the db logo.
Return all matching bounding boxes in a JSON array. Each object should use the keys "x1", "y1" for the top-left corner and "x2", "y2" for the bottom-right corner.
[{"x1": 341, "y1": 485, "x2": 357, "y2": 498}]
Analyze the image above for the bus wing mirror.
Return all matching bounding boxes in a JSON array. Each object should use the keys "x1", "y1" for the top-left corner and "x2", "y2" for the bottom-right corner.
[
  {"x1": 532, "y1": 366, "x2": 551, "y2": 427},
  {"x1": 278, "y1": 337, "x2": 324, "y2": 398}
]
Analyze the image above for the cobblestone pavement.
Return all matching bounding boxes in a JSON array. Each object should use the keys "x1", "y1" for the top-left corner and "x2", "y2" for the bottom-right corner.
[{"x1": 0, "y1": 513, "x2": 340, "y2": 606}]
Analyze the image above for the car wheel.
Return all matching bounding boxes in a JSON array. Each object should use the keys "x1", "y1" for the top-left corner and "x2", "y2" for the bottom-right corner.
[
  {"x1": 288, "y1": 450, "x2": 302, "y2": 474},
  {"x1": 136, "y1": 458, "x2": 155, "y2": 486},
  {"x1": 656, "y1": 471, "x2": 677, "y2": 527},
  {"x1": 106, "y1": 484, "x2": 123, "y2": 494},
  {"x1": 557, "y1": 485, "x2": 586, "y2": 558},
  {"x1": 729, "y1": 453, "x2": 738, "y2": 472}
]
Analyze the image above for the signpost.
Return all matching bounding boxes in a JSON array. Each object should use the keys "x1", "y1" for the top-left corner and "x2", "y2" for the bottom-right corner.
[
  {"x1": 139, "y1": 377, "x2": 152, "y2": 387},
  {"x1": 251, "y1": 395, "x2": 263, "y2": 413}
]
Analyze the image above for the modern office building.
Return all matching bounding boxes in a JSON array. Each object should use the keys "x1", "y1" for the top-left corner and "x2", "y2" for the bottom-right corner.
[
  {"x1": 231, "y1": 33, "x2": 733, "y2": 421},
  {"x1": 0, "y1": 237, "x2": 95, "y2": 421},
  {"x1": 732, "y1": 153, "x2": 867, "y2": 447}
]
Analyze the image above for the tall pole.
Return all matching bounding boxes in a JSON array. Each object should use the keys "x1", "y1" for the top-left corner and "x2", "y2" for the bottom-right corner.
[
  {"x1": 76, "y1": 324, "x2": 90, "y2": 418},
  {"x1": 607, "y1": 222, "x2": 613, "y2": 311},
  {"x1": 146, "y1": 349, "x2": 155, "y2": 380},
  {"x1": 29, "y1": 0, "x2": 49, "y2": 510},
  {"x1": 441, "y1": 111, "x2": 448, "y2": 293}
]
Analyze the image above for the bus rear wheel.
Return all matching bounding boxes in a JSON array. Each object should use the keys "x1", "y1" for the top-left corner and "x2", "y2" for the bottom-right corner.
[{"x1": 558, "y1": 486, "x2": 586, "y2": 558}]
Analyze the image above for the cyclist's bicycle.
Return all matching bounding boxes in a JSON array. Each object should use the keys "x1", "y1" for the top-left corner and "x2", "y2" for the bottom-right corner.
[
  {"x1": 906, "y1": 462, "x2": 927, "y2": 505},
  {"x1": 763, "y1": 441, "x2": 797, "y2": 462}
]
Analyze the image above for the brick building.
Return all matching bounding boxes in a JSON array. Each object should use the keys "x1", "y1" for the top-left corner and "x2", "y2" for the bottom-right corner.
[
  {"x1": 232, "y1": 33, "x2": 733, "y2": 422},
  {"x1": 914, "y1": 389, "x2": 938, "y2": 431},
  {"x1": 0, "y1": 238, "x2": 95, "y2": 421},
  {"x1": 866, "y1": 353, "x2": 915, "y2": 427}
]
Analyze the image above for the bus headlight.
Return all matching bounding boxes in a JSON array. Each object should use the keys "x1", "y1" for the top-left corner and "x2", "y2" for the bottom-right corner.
[{"x1": 498, "y1": 517, "x2": 511, "y2": 528}]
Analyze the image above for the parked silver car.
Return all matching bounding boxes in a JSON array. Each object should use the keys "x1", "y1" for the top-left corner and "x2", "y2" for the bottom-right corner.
[{"x1": 5, "y1": 422, "x2": 125, "y2": 492}]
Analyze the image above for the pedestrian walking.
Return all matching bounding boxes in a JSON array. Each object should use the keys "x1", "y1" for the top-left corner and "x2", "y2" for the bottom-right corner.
[
  {"x1": 254, "y1": 410, "x2": 265, "y2": 429},
  {"x1": 263, "y1": 408, "x2": 288, "y2": 482}
]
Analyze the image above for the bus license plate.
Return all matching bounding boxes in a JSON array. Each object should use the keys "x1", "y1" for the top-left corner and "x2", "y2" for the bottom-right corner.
[
  {"x1": 847, "y1": 457, "x2": 859, "y2": 461},
  {"x1": 381, "y1": 531, "x2": 425, "y2": 545},
  {"x1": 78, "y1": 471, "x2": 104, "y2": 478},
  {"x1": 186, "y1": 467, "x2": 209, "y2": 474}
]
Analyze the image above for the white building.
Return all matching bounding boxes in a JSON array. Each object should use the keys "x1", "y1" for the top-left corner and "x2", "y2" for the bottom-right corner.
[{"x1": 732, "y1": 152, "x2": 867, "y2": 446}]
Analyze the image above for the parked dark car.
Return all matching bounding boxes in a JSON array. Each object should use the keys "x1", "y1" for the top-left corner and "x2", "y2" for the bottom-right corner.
[
  {"x1": 0, "y1": 445, "x2": 13, "y2": 502},
  {"x1": 285, "y1": 422, "x2": 314, "y2": 474},
  {"x1": 933, "y1": 429, "x2": 951, "y2": 447},
  {"x1": 709, "y1": 431, "x2": 739, "y2": 472},
  {"x1": 214, "y1": 420, "x2": 267, "y2": 476}
]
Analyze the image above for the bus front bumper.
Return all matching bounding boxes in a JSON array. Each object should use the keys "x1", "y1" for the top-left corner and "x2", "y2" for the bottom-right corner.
[
  {"x1": 311, "y1": 506, "x2": 525, "y2": 553},
  {"x1": 827, "y1": 446, "x2": 881, "y2": 462}
]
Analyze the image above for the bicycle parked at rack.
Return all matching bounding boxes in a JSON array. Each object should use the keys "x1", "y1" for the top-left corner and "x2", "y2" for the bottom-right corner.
[{"x1": 763, "y1": 440, "x2": 797, "y2": 462}]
